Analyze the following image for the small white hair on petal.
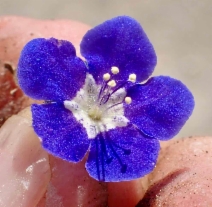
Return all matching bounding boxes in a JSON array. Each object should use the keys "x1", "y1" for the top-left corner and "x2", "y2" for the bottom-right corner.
[{"x1": 111, "y1": 66, "x2": 119, "y2": 74}]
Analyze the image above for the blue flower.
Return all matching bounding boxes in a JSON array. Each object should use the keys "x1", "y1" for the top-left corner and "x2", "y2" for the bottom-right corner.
[{"x1": 17, "y1": 16, "x2": 194, "y2": 182}]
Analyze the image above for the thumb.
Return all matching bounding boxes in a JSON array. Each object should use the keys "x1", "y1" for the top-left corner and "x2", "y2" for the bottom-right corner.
[
  {"x1": 0, "y1": 107, "x2": 108, "y2": 207},
  {"x1": 0, "y1": 16, "x2": 109, "y2": 207},
  {"x1": 0, "y1": 107, "x2": 50, "y2": 206}
]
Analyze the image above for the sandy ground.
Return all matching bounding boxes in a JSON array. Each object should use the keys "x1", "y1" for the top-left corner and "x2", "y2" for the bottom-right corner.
[{"x1": 0, "y1": 0, "x2": 211, "y2": 138}]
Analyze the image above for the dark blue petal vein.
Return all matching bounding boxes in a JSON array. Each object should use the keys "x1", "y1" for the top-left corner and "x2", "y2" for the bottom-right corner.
[{"x1": 86, "y1": 125, "x2": 160, "y2": 182}]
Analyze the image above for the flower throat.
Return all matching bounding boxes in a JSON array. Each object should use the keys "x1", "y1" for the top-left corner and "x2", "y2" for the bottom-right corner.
[{"x1": 86, "y1": 66, "x2": 136, "y2": 122}]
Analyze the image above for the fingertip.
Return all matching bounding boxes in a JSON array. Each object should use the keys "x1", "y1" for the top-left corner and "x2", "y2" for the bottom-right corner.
[{"x1": 108, "y1": 175, "x2": 149, "y2": 207}]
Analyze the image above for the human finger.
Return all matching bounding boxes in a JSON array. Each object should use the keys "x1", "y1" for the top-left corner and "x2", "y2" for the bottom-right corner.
[
  {"x1": 137, "y1": 137, "x2": 212, "y2": 206},
  {"x1": 0, "y1": 17, "x2": 108, "y2": 207}
]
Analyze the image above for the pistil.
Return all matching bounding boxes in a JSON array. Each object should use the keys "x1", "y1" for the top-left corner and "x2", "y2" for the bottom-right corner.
[{"x1": 88, "y1": 105, "x2": 102, "y2": 120}]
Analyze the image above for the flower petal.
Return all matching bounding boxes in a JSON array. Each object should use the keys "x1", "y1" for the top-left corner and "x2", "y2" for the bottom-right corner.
[
  {"x1": 80, "y1": 16, "x2": 156, "y2": 84},
  {"x1": 17, "y1": 38, "x2": 87, "y2": 101},
  {"x1": 125, "y1": 76, "x2": 195, "y2": 140},
  {"x1": 32, "y1": 103, "x2": 90, "y2": 162},
  {"x1": 86, "y1": 125, "x2": 160, "y2": 182}
]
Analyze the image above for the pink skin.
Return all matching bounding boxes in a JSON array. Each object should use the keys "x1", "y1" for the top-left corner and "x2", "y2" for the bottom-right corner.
[{"x1": 0, "y1": 16, "x2": 211, "y2": 206}]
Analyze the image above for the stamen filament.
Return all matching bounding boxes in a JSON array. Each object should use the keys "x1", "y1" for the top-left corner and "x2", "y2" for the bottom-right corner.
[
  {"x1": 98, "y1": 81, "x2": 107, "y2": 100},
  {"x1": 104, "y1": 101, "x2": 123, "y2": 112},
  {"x1": 110, "y1": 81, "x2": 128, "y2": 96},
  {"x1": 99, "y1": 93, "x2": 110, "y2": 105}
]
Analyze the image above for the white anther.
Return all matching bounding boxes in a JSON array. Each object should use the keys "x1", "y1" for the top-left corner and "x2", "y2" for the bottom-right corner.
[
  {"x1": 103, "y1": 73, "x2": 111, "y2": 81},
  {"x1": 129, "y1": 74, "x2": 136, "y2": 83},
  {"x1": 125, "y1": 97, "x2": 132, "y2": 104},
  {"x1": 111, "y1": 66, "x2": 119, "y2": 74},
  {"x1": 107, "y1": 80, "x2": 116, "y2": 87}
]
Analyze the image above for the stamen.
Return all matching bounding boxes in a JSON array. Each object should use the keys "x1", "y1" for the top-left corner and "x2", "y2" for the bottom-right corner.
[
  {"x1": 103, "y1": 73, "x2": 111, "y2": 81},
  {"x1": 125, "y1": 97, "x2": 132, "y2": 104},
  {"x1": 110, "y1": 81, "x2": 128, "y2": 96},
  {"x1": 111, "y1": 66, "x2": 119, "y2": 74},
  {"x1": 129, "y1": 74, "x2": 136, "y2": 83},
  {"x1": 107, "y1": 80, "x2": 116, "y2": 87},
  {"x1": 105, "y1": 101, "x2": 123, "y2": 111},
  {"x1": 98, "y1": 74, "x2": 110, "y2": 100}
]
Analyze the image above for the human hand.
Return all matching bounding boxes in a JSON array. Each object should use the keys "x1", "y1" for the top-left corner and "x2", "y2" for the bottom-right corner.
[{"x1": 0, "y1": 17, "x2": 211, "y2": 207}]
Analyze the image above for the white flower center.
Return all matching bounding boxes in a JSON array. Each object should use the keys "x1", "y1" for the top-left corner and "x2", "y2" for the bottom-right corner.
[
  {"x1": 88, "y1": 105, "x2": 102, "y2": 120},
  {"x1": 64, "y1": 73, "x2": 130, "y2": 139}
]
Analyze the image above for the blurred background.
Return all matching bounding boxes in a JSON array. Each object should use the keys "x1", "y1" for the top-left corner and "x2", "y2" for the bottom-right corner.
[{"x1": 0, "y1": 0, "x2": 211, "y2": 138}]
